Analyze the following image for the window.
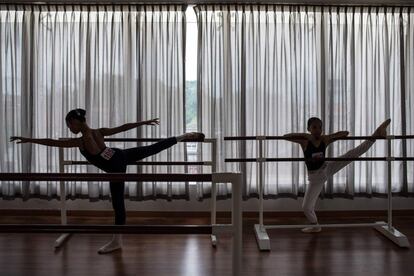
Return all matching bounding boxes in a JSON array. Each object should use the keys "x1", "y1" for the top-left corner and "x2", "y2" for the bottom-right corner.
[{"x1": 185, "y1": 6, "x2": 200, "y2": 175}]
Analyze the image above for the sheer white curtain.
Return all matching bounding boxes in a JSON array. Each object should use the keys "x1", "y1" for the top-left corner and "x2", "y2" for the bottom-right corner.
[
  {"x1": 404, "y1": 7, "x2": 414, "y2": 195},
  {"x1": 195, "y1": 5, "x2": 414, "y2": 200},
  {"x1": 0, "y1": 4, "x2": 188, "y2": 200}
]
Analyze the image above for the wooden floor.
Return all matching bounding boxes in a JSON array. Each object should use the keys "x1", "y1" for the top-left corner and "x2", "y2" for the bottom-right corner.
[{"x1": 0, "y1": 213, "x2": 413, "y2": 276}]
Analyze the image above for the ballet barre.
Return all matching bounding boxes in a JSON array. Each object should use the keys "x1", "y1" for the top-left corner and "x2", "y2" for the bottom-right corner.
[
  {"x1": 0, "y1": 172, "x2": 243, "y2": 276},
  {"x1": 225, "y1": 135, "x2": 412, "y2": 250},
  {"x1": 57, "y1": 137, "x2": 221, "y2": 248}
]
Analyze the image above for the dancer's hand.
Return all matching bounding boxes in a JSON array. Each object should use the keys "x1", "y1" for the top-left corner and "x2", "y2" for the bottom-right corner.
[
  {"x1": 143, "y1": 118, "x2": 160, "y2": 126},
  {"x1": 10, "y1": 136, "x2": 31, "y2": 144},
  {"x1": 325, "y1": 131, "x2": 349, "y2": 145}
]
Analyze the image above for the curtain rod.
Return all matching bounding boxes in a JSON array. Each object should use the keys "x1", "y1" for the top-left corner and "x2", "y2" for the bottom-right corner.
[{"x1": 1, "y1": 1, "x2": 414, "y2": 7}]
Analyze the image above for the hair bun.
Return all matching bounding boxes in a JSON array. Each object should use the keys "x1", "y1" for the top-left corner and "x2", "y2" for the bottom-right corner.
[
  {"x1": 66, "y1": 108, "x2": 87, "y2": 123},
  {"x1": 77, "y1": 109, "x2": 86, "y2": 117}
]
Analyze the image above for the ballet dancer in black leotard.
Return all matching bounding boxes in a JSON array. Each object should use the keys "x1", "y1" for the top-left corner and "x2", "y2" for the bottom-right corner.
[
  {"x1": 283, "y1": 118, "x2": 390, "y2": 233},
  {"x1": 10, "y1": 108, "x2": 204, "y2": 253}
]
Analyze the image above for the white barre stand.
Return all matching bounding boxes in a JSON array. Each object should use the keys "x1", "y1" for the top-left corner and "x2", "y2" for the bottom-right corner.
[{"x1": 55, "y1": 138, "x2": 219, "y2": 248}]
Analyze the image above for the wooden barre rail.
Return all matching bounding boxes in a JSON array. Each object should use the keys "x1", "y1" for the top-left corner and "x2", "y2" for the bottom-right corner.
[
  {"x1": 0, "y1": 173, "x2": 213, "y2": 182},
  {"x1": 225, "y1": 157, "x2": 414, "y2": 162},
  {"x1": 60, "y1": 138, "x2": 213, "y2": 142},
  {"x1": 224, "y1": 135, "x2": 414, "y2": 141},
  {"x1": 0, "y1": 224, "x2": 213, "y2": 234},
  {"x1": 105, "y1": 138, "x2": 176, "y2": 142},
  {"x1": 65, "y1": 161, "x2": 211, "y2": 166}
]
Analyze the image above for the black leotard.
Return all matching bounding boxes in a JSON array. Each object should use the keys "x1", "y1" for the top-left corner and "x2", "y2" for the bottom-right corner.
[
  {"x1": 303, "y1": 140, "x2": 326, "y2": 171},
  {"x1": 79, "y1": 147, "x2": 126, "y2": 173}
]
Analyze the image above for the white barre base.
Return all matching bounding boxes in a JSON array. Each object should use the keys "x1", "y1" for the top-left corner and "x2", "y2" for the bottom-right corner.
[
  {"x1": 211, "y1": 234, "x2": 217, "y2": 247},
  {"x1": 374, "y1": 223, "x2": 411, "y2": 248},
  {"x1": 254, "y1": 224, "x2": 271, "y2": 251},
  {"x1": 254, "y1": 221, "x2": 410, "y2": 251},
  {"x1": 265, "y1": 221, "x2": 386, "y2": 229}
]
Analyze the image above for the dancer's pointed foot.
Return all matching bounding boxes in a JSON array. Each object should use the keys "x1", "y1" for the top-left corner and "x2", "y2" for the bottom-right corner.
[
  {"x1": 177, "y1": 132, "x2": 205, "y2": 142},
  {"x1": 301, "y1": 225, "x2": 322, "y2": 233},
  {"x1": 98, "y1": 235, "x2": 122, "y2": 254},
  {"x1": 372, "y1": 119, "x2": 391, "y2": 138}
]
